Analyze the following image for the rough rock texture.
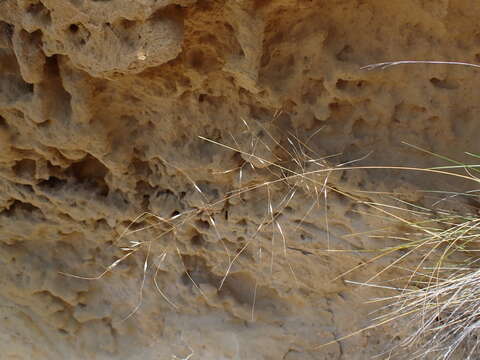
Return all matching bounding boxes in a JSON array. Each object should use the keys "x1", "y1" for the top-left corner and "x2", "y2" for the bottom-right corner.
[{"x1": 1, "y1": 0, "x2": 480, "y2": 359}]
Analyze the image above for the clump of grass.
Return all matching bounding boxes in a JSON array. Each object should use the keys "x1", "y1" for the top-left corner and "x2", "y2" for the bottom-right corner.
[
  {"x1": 349, "y1": 59, "x2": 480, "y2": 359},
  {"x1": 381, "y1": 261, "x2": 480, "y2": 359},
  {"x1": 317, "y1": 165, "x2": 480, "y2": 359},
  {"x1": 363, "y1": 155, "x2": 480, "y2": 359}
]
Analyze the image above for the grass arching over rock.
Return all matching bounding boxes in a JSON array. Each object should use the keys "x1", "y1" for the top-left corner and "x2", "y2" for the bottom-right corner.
[{"x1": 63, "y1": 107, "x2": 480, "y2": 359}]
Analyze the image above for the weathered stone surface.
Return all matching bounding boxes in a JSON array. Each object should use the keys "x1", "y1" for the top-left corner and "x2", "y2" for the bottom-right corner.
[{"x1": 1, "y1": 0, "x2": 480, "y2": 359}]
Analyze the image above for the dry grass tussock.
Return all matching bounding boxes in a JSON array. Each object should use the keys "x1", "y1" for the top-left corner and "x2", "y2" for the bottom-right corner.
[
  {"x1": 343, "y1": 193, "x2": 480, "y2": 359},
  {"x1": 61, "y1": 60, "x2": 480, "y2": 359},
  {"x1": 323, "y1": 60, "x2": 480, "y2": 359}
]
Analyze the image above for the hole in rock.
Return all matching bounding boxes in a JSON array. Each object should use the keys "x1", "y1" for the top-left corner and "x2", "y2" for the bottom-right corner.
[
  {"x1": 190, "y1": 233, "x2": 206, "y2": 247},
  {"x1": 68, "y1": 154, "x2": 109, "y2": 196},
  {"x1": 69, "y1": 24, "x2": 79, "y2": 33},
  {"x1": 13, "y1": 159, "x2": 36, "y2": 178}
]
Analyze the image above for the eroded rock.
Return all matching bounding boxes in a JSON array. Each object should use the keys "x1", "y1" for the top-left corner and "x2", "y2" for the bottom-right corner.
[{"x1": 1, "y1": 0, "x2": 480, "y2": 359}]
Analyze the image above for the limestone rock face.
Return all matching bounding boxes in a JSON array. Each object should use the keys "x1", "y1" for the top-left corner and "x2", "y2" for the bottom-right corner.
[{"x1": 1, "y1": 0, "x2": 480, "y2": 359}]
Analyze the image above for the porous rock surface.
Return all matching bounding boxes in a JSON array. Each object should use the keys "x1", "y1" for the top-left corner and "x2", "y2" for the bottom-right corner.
[{"x1": 1, "y1": 1, "x2": 480, "y2": 359}]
